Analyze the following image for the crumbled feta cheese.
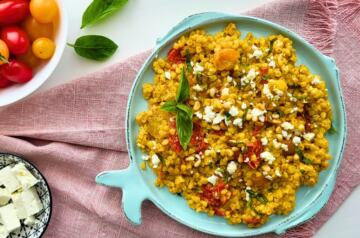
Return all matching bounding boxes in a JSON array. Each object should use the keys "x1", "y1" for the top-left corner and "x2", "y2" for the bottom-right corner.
[
  {"x1": 229, "y1": 106, "x2": 239, "y2": 116},
  {"x1": 250, "y1": 108, "x2": 267, "y2": 121},
  {"x1": 260, "y1": 151, "x2": 276, "y2": 164},
  {"x1": 245, "y1": 186, "x2": 252, "y2": 201},
  {"x1": 214, "y1": 168, "x2": 223, "y2": 177},
  {"x1": 251, "y1": 45, "x2": 263, "y2": 59},
  {"x1": 281, "y1": 143, "x2": 289, "y2": 151},
  {"x1": 259, "y1": 115, "x2": 265, "y2": 122},
  {"x1": 203, "y1": 106, "x2": 216, "y2": 123},
  {"x1": 221, "y1": 88, "x2": 229, "y2": 96},
  {"x1": 207, "y1": 175, "x2": 218, "y2": 185},
  {"x1": 241, "y1": 68, "x2": 257, "y2": 85},
  {"x1": 194, "y1": 111, "x2": 203, "y2": 119},
  {"x1": 268, "y1": 59, "x2": 276, "y2": 68},
  {"x1": 282, "y1": 130, "x2": 289, "y2": 138},
  {"x1": 290, "y1": 107, "x2": 298, "y2": 113},
  {"x1": 263, "y1": 84, "x2": 273, "y2": 99},
  {"x1": 312, "y1": 77, "x2": 321, "y2": 85},
  {"x1": 281, "y1": 122, "x2": 294, "y2": 130},
  {"x1": 192, "y1": 84, "x2": 203, "y2": 92},
  {"x1": 151, "y1": 154, "x2": 161, "y2": 168},
  {"x1": 273, "y1": 139, "x2": 281, "y2": 149},
  {"x1": 164, "y1": 71, "x2": 171, "y2": 80},
  {"x1": 261, "y1": 137, "x2": 268, "y2": 146},
  {"x1": 141, "y1": 155, "x2": 149, "y2": 161},
  {"x1": 274, "y1": 88, "x2": 284, "y2": 96},
  {"x1": 272, "y1": 113, "x2": 279, "y2": 119},
  {"x1": 227, "y1": 161, "x2": 237, "y2": 175},
  {"x1": 193, "y1": 63, "x2": 204, "y2": 74},
  {"x1": 292, "y1": 136, "x2": 301, "y2": 146},
  {"x1": 233, "y1": 118, "x2": 243, "y2": 128},
  {"x1": 241, "y1": 102, "x2": 247, "y2": 110},
  {"x1": 303, "y1": 132, "x2": 315, "y2": 141},
  {"x1": 227, "y1": 76, "x2": 233, "y2": 82},
  {"x1": 213, "y1": 114, "x2": 225, "y2": 124},
  {"x1": 275, "y1": 168, "x2": 282, "y2": 177}
]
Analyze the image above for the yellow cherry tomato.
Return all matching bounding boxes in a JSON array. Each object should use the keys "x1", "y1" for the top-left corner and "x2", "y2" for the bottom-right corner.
[
  {"x1": 17, "y1": 48, "x2": 43, "y2": 69},
  {"x1": 30, "y1": 0, "x2": 58, "y2": 24},
  {"x1": 23, "y1": 16, "x2": 53, "y2": 41},
  {"x1": 32, "y1": 38, "x2": 55, "y2": 60},
  {"x1": 0, "y1": 40, "x2": 9, "y2": 65}
]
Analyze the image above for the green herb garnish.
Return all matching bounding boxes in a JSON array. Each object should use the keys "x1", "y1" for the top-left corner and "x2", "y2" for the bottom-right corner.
[
  {"x1": 161, "y1": 67, "x2": 193, "y2": 150},
  {"x1": 0, "y1": 54, "x2": 8, "y2": 64},
  {"x1": 185, "y1": 49, "x2": 192, "y2": 72},
  {"x1": 328, "y1": 122, "x2": 337, "y2": 134},
  {"x1": 67, "y1": 35, "x2": 118, "y2": 61},
  {"x1": 269, "y1": 38, "x2": 277, "y2": 53},
  {"x1": 296, "y1": 148, "x2": 313, "y2": 164},
  {"x1": 81, "y1": 0, "x2": 128, "y2": 29}
]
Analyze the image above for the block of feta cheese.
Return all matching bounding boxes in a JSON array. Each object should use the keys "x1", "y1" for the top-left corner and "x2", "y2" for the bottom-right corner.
[
  {"x1": 24, "y1": 215, "x2": 38, "y2": 226},
  {"x1": 13, "y1": 187, "x2": 43, "y2": 218},
  {"x1": 11, "y1": 163, "x2": 38, "y2": 189},
  {"x1": 0, "y1": 225, "x2": 9, "y2": 238},
  {"x1": 0, "y1": 204, "x2": 21, "y2": 232},
  {"x1": 0, "y1": 166, "x2": 21, "y2": 193},
  {"x1": 0, "y1": 188, "x2": 11, "y2": 206},
  {"x1": 11, "y1": 192, "x2": 28, "y2": 219}
]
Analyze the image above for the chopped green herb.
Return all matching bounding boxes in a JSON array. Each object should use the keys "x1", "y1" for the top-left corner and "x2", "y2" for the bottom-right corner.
[
  {"x1": 296, "y1": 148, "x2": 313, "y2": 164},
  {"x1": 269, "y1": 38, "x2": 277, "y2": 53},
  {"x1": 185, "y1": 49, "x2": 192, "y2": 72},
  {"x1": 328, "y1": 122, "x2": 337, "y2": 134}
]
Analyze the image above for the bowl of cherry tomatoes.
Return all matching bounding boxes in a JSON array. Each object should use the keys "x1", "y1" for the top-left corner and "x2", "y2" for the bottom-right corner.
[{"x1": 0, "y1": 0, "x2": 67, "y2": 107}]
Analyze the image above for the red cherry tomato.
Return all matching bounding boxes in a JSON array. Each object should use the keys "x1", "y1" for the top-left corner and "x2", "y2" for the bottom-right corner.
[
  {"x1": 167, "y1": 48, "x2": 185, "y2": 64},
  {"x1": 0, "y1": 0, "x2": 29, "y2": 25},
  {"x1": 0, "y1": 60, "x2": 33, "y2": 83},
  {"x1": 0, "y1": 77, "x2": 12, "y2": 88},
  {"x1": 1, "y1": 26, "x2": 30, "y2": 55}
]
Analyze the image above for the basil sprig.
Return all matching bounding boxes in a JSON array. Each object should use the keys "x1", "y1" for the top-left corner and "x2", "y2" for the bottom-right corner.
[
  {"x1": 161, "y1": 67, "x2": 193, "y2": 149},
  {"x1": 296, "y1": 148, "x2": 313, "y2": 164},
  {"x1": 67, "y1": 35, "x2": 118, "y2": 61},
  {"x1": 81, "y1": 0, "x2": 128, "y2": 29}
]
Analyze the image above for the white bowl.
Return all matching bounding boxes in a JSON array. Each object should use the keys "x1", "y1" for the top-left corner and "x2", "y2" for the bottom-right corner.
[{"x1": 0, "y1": 0, "x2": 68, "y2": 107}]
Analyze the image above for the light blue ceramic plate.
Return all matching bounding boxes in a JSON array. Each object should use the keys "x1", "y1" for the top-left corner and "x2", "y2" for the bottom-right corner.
[{"x1": 96, "y1": 12, "x2": 347, "y2": 237}]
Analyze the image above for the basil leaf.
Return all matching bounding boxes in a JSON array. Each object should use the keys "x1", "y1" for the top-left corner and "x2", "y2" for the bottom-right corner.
[
  {"x1": 161, "y1": 101, "x2": 177, "y2": 113},
  {"x1": 185, "y1": 49, "x2": 192, "y2": 72},
  {"x1": 296, "y1": 148, "x2": 313, "y2": 164},
  {"x1": 269, "y1": 38, "x2": 276, "y2": 53},
  {"x1": 176, "y1": 109, "x2": 193, "y2": 150},
  {"x1": 176, "y1": 103, "x2": 192, "y2": 118},
  {"x1": 0, "y1": 54, "x2": 8, "y2": 64},
  {"x1": 81, "y1": 0, "x2": 128, "y2": 29},
  {"x1": 176, "y1": 67, "x2": 190, "y2": 103},
  {"x1": 68, "y1": 35, "x2": 118, "y2": 61}
]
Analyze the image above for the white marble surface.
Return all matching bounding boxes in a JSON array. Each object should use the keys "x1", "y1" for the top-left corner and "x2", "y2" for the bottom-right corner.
[{"x1": 43, "y1": 0, "x2": 360, "y2": 237}]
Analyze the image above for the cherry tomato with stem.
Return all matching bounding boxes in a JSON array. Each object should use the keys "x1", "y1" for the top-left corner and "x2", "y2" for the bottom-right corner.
[
  {"x1": 1, "y1": 26, "x2": 30, "y2": 55},
  {"x1": 0, "y1": 0, "x2": 29, "y2": 25},
  {"x1": 0, "y1": 60, "x2": 33, "y2": 83}
]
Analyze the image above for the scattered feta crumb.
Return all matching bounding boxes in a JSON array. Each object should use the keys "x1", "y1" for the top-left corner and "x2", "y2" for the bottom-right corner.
[
  {"x1": 229, "y1": 106, "x2": 239, "y2": 116},
  {"x1": 241, "y1": 68, "x2": 257, "y2": 85},
  {"x1": 261, "y1": 137, "x2": 268, "y2": 146},
  {"x1": 207, "y1": 175, "x2": 218, "y2": 185},
  {"x1": 245, "y1": 186, "x2": 252, "y2": 201},
  {"x1": 312, "y1": 77, "x2": 321, "y2": 85},
  {"x1": 193, "y1": 63, "x2": 204, "y2": 74},
  {"x1": 268, "y1": 59, "x2": 276, "y2": 68},
  {"x1": 275, "y1": 168, "x2": 282, "y2": 177},
  {"x1": 303, "y1": 132, "x2": 315, "y2": 141},
  {"x1": 273, "y1": 139, "x2": 281, "y2": 149},
  {"x1": 292, "y1": 136, "x2": 301, "y2": 146},
  {"x1": 274, "y1": 88, "x2": 284, "y2": 96},
  {"x1": 214, "y1": 168, "x2": 223, "y2": 177},
  {"x1": 221, "y1": 88, "x2": 229, "y2": 96},
  {"x1": 227, "y1": 161, "x2": 237, "y2": 175},
  {"x1": 241, "y1": 102, "x2": 247, "y2": 110},
  {"x1": 280, "y1": 143, "x2": 289, "y2": 151},
  {"x1": 259, "y1": 115, "x2": 265, "y2": 122},
  {"x1": 290, "y1": 107, "x2": 298, "y2": 113},
  {"x1": 151, "y1": 154, "x2": 160, "y2": 168},
  {"x1": 264, "y1": 175, "x2": 273, "y2": 180},
  {"x1": 164, "y1": 71, "x2": 171, "y2": 80},
  {"x1": 233, "y1": 118, "x2": 243, "y2": 128},
  {"x1": 227, "y1": 76, "x2": 233, "y2": 82},
  {"x1": 251, "y1": 45, "x2": 263, "y2": 59},
  {"x1": 203, "y1": 106, "x2": 216, "y2": 123},
  {"x1": 142, "y1": 155, "x2": 149, "y2": 161},
  {"x1": 263, "y1": 84, "x2": 274, "y2": 99},
  {"x1": 194, "y1": 112, "x2": 203, "y2": 119},
  {"x1": 260, "y1": 151, "x2": 276, "y2": 164},
  {"x1": 192, "y1": 84, "x2": 203, "y2": 92},
  {"x1": 213, "y1": 114, "x2": 225, "y2": 124},
  {"x1": 281, "y1": 122, "x2": 294, "y2": 130},
  {"x1": 282, "y1": 130, "x2": 289, "y2": 138},
  {"x1": 250, "y1": 108, "x2": 267, "y2": 121}
]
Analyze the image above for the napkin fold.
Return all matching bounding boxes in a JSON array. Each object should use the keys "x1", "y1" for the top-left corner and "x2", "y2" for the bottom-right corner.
[{"x1": 0, "y1": 0, "x2": 359, "y2": 237}]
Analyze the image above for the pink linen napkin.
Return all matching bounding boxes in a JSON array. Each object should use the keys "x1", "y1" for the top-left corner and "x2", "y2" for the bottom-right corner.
[{"x1": 0, "y1": 0, "x2": 359, "y2": 237}]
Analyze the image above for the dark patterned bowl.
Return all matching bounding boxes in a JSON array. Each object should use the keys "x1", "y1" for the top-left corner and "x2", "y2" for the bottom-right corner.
[{"x1": 0, "y1": 153, "x2": 52, "y2": 238}]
